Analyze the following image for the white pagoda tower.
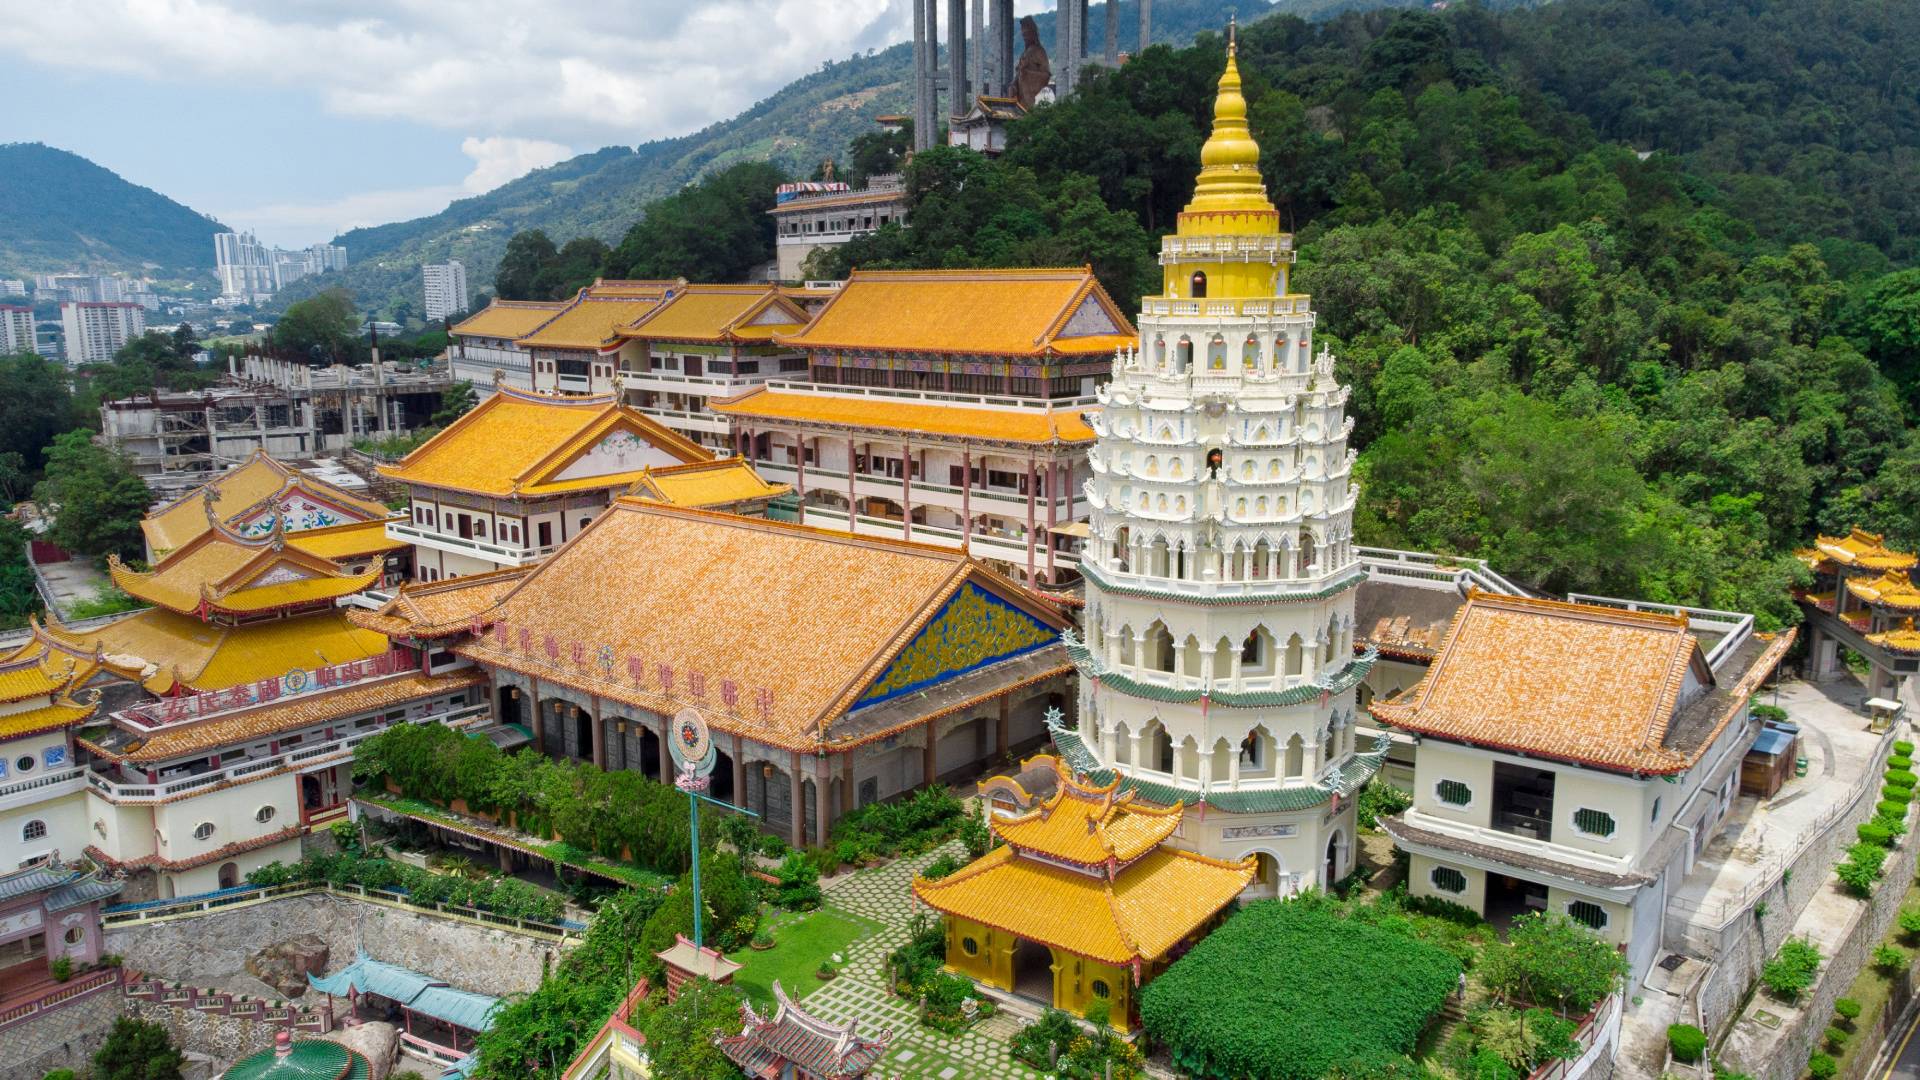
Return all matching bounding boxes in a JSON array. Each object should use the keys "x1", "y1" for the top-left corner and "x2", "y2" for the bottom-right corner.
[{"x1": 1057, "y1": 33, "x2": 1384, "y2": 896}]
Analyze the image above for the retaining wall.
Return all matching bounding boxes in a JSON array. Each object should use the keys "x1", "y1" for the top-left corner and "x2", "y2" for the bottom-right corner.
[{"x1": 2, "y1": 981, "x2": 122, "y2": 1080}]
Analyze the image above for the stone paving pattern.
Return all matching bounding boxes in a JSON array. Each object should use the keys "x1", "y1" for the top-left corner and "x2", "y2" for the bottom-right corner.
[{"x1": 801, "y1": 841, "x2": 1051, "y2": 1080}]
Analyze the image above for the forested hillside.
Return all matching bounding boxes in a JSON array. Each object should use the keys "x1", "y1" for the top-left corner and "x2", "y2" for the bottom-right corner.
[
  {"x1": 278, "y1": 0, "x2": 1410, "y2": 317},
  {"x1": 0, "y1": 143, "x2": 226, "y2": 276},
  {"x1": 807, "y1": 0, "x2": 1920, "y2": 626}
]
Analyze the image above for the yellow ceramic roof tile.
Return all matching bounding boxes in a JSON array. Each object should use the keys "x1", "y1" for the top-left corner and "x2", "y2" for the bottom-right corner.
[
  {"x1": 286, "y1": 519, "x2": 407, "y2": 560},
  {"x1": 0, "y1": 649, "x2": 86, "y2": 702},
  {"x1": 993, "y1": 770, "x2": 1181, "y2": 866},
  {"x1": 109, "y1": 670, "x2": 484, "y2": 764},
  {"x1": 111, "y1": 531, "x2": 380, "y2": 616},
  {"x1": 516, "y1": 296, "x2": 662, "y2": 350},
  {"x1": 587, "y1": 279, "x2": 683, "y2": 299},
  {"x1": 1812, "y1": 528, "x2": 1918, "y2": 571},
  {"x1": 455, "y1": 500, "x2": 1066, "y2": 751},
  {"x1": 140, "y1": 453, "x2": 390, "y2": 557},
  {"x1": 43, "y1": 608, "x2": 389, "y2": 694},
  {"x1": 627, "y1": 459, "x2": 790, "y2": 509},
  {"x1": 350, "y1": 567, "x2": 531, "y2": 639},
  {"x1": 710, "y1": 388, "x2": 1097, "y2": 445},
  {"x1": 768, "y1": 188, "x2": 908, "y2": 213},
  {"x1": 450, "y1": 299, "x2": 569, "y2": 340},
  {"x1": 912, "y1": 845, "x2": 1251, "y2": 965},
  {"x1": 1870, "y1": 618, "x2": 1920, "y2": 655},
  {"x1": 0, "y1": 698, "x2": 97, "y2": 741},
  {"x1": 1846, "y1": 571, "x2": 1920, "y2": 610},
  {"x1": 1371, "y1": 591, "x2": 1713, "y2": 773},
  {"x1": 776, "y1": 267, "x2": 1136, "y2": 357},
  {"x1": 617, "y1": 286, "x2": 807, "y2": 344},
  {"x1": 377, "y1": 388, "x2": 705, "y2": 497}
]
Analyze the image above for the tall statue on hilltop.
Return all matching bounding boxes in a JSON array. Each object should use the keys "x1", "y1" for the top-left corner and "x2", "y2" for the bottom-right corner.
[{"x1": 1009, "y1": 15, "x2": 1051, "y2": 109}]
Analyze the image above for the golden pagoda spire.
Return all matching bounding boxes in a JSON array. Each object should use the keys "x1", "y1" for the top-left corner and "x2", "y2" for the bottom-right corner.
[{"x1": 1182, "y1": 19, "x2": 1274, "y2": 218}]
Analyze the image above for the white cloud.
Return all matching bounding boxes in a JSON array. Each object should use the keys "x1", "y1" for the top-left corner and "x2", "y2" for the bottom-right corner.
[
  {"x1": 459, "y1": 136, "x2": 574, "y2": 194},
  {"x1": 215, "y1": 185, "x2": 465, "y2": 249},
  {"x1": 0, "y1": 0, "x2": 916, "y2": 148}
]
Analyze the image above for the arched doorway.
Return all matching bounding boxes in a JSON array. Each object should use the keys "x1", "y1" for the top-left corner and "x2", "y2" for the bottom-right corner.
[
  {"x1": 1325, "y1": 831, "x2": 1345, "y2": 888},
  {"x1": 301, "y1": 774, "x2": 322, "y2": 813},
  {"x1": 497, "y1": 685, "x2": 522, "y2": 728},
  {"x1": 218, "y1": 862, "x2": 239, "y2": 889},
  {"x1": 639, "y1": 726, "x2": 662, "y2": 781},
  {"x1": 1013, "y1": 938, "x2": 1054, "y2": 1003},
  {"x1": 573, "y1": 707, "x2": 593, "y2": 762},
  {"x1": 1250, "y1": 852, "x2": 1287, "y2": 899},
  {"x1": 711, "y1": 747, "x2": 736, "y2": 804}
]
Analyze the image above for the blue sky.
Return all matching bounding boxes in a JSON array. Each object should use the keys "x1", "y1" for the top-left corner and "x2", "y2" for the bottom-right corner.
[{"x1": 0, "y1": 1, "x2": 1037, "y2": 248}]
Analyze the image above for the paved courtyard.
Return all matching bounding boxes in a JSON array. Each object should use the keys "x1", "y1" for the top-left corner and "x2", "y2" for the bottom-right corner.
[{"x1": 798, "y1": 841, "x2": 1052, "y2": 1080}]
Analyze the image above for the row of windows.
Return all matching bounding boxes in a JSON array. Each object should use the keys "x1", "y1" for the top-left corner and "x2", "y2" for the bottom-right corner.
[
  {"x1": 1431, "y1": 779, "x2": 1628, "y2": 840},
  {"x1": 19, "y1": 805, "x2": 285, "y2": 846},
  {"x1": 1426, "y1": 866, "x2": 1610, "y2": 930}
]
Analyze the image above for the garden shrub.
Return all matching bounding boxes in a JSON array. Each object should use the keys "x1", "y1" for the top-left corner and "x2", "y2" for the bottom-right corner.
[
  {"x1": 1471, "y1": 1007, "x2": 1578, "y2": 1072},
  {"x1": 1839, "y1": 842, "x2": 1889, "y2": 896},
  {"x1": 1084, "y1": 995, "x2": 1113, "y2": 1028},
  {"x1": 1892, "y1": 755, "x2": 1914, "y2": 772},
  {"x1": 1011, "y1": 1009, "x2": 1142, "y2": 1078},
  {"x1": 958, "y1": 801, "x2": 992, "y2": 859},
  {"x1": 1466, "y1": 1047, "x2": 1518, "y2": 1080},
  {"x1": 1358, "y1": 779, "x2": 1414, "y2": 829},
  {"x1": 888, "y1": 913, "x2": 946, "y2": 995},
  {"x1": 1874, "y1": 944, "x2": 1908, "y2": 973},
  {"x1": 1752, "y1": 704, "x2": 1790, "y2": 724},
  {"x1": 1668, "y1": 1024, "x2": 1707, "y2": 1063},
  {"x1": 1824, "y1": 1025, "x2": 1848, "y2": 1048},
  {"x1": 1011, "y1": 1009, "x2": 1082, "y2": 1069},
  {"x1": 1887, "y1": 769, "x2": 1917, "y2": 789},
  {"x1": 920, "y1": 853, "x2": 962, "y2": 881},
  {"x1": 772, "y1": 853, "x2": 822, "y2": 911},
  {"x1": 1834, "y1": 997, "x2": 1863, "y2": 1022},
  {"x1": 1140, "y1": 896, "x2": 1461, "y2": 1080},
  {"x1": 828, "y1": 785, "x2": 966, "y2": 861},
  {"x1": 1881, "y1": 810, "x2": 1911, "y2": 837},
  {"x1": 1859, "y1": 822, "x2": 1895, "y2": 847},
  {"x1": 1881, "y1": 801, "x2": 1909, "y2": 819},
  {"x1": 1900, "y1": 741, "x2": 1917, "y2": 756},
  {"x1": 1761, "y1": 938, "x2": 1821, "y2": 1002},
  {"x1": 244, "y1": 854, "x2": 568, "y2": 921},
  {"x1": 1809, "y1": 1051, "x2": 1837, "y2": 1080},
  {"x1": 1899, "y1": 908, "x2": 1920, "y2": 939},
  {"x1": 1884, "y1": 785, "x2": 1913, "y2": 803},
  {"x1": 1479, "y1": 912, "x2": 1628, "y2": 1015}
]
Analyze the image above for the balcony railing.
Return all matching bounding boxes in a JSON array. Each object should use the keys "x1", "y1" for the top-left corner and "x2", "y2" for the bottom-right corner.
[
  {"x1": 754, "y1": 378, "x2": 1098, "y2": 411},
  {"x1": 0, "y1": 766, "x2": 87, "y2": 812},
  {"x1": 752, "y1": 461, "x2": 1083, "y2": 516},
  {"x1": 1138, "y1": 296, "x2": 1314, "y2": 318},
  {"x1": 386, "y1": 521, "x2": 555, "y2": 564}
]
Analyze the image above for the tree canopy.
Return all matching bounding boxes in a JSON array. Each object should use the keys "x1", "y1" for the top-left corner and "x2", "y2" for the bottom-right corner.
[
  {"x1": 271, "y1": 288, "x2": 361, "y2": 362},
  {"x1": 32, "y1": 430, "x2": 153, "y2": 560},
  {"x1": 603, "y1": 161, "x2": 789, "y2": 285}
]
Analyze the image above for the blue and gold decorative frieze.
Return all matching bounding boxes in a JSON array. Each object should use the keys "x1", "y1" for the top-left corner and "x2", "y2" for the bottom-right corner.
[{"x1": 856, "y1": 583, "x2": 1054, "y2": 706}]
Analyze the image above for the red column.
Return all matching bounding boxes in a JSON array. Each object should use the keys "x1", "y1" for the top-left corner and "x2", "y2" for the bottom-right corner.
[
  {"x1": 901, "y1": 442, "x2": 913, "y2": 541},
  {"x1": 794, "y1": 433, "x2": 807, "y2": 526},
  {"x1": 789, "y1": 750, "x2": 806, "y2": 849},
  {"x1": 1025, "y1": 455, "x2": 1038, "y2": 583},
  {"x1": 847, "y1": 436, "x2": 857, "y2": 532},
  {"x1": 961, "y1": 450, "x2": 972, "y2": 556},
  {"x1": 1045, "y1": 458, "x2": 1059, "y2": 583}
]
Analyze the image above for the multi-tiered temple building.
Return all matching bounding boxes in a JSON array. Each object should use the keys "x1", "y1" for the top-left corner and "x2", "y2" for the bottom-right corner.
[{"x1": 1055, "y1": 40, "x2": 1384, "y2": 895}]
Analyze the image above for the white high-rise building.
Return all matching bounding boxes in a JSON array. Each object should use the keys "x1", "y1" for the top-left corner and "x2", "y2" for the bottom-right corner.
[
  {"x1": 215, "y1": 231, "x2": 279, "y2": 300},
  {"x1": 1060, "y1": 43, "x2": 1379, "y2": 898},
  {"x1": 1, "y1": 305, "x2": 34, "y2": 355},
  {"x1": 422, "y1": 260, "x2": 469, "y2": 322},
  {"x1": 60, "y1": 301, "x2": 146, "y2": 364},
  {"x1": 0, "y1": 279, "x2": 28, "y2": 297}
]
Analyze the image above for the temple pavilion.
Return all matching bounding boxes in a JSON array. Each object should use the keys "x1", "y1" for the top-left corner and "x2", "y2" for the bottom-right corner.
[
  {"x1": 217, "y1": 1033, "x2": 373, "y2": 1079},
  {"x1": 1795, "y1": 528, "x2": 1920, "y2": 699},
  {"x1": 139, "y1": 449, "x2": 398, "y2": 566},
  {"x1": 0, "y1": 644, "x2": 103, "y2": 870},
  {"x1": 714, "y1": 979, "x2": 891, "y2": 1079},
  {"x1": 912, "y1": 757, "x2": 1254, "y2": 1031}
]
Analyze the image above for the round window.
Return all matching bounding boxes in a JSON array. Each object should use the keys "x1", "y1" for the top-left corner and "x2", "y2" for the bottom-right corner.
[
  {"x1": 961, "y1": 937, "x2": 979, "y2": 956},
  {"x1": 193, "y1": 822, "x2": 216, "y2": 841},
  {"x1": 15, "y1": 755, "x2": 34, "y2": 774},
  {"x1": 1091, "y1": 979, "x2": 1112, "y2": 999},
  {"x1": 64, "y1": 926, "x2": 84, "y2": 945},
  {"x1": 255, "y1": 806, "x2": 276, "y2": 824}
]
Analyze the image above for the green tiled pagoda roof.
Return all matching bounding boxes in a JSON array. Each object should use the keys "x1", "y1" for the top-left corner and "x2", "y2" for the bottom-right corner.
[
  {"x1": 1080, "y1": 562, "x2": 1367, "y2": 606},
  {"x1": 219, "y1": 1040, "x2": 370, "y2": 1080},
  {"x1": 1063, "y1": 629, "x2": 1377, "y2": 708},
  {"x1": 1046, "y1": 722, "x2": 1389, "y2": 814}
]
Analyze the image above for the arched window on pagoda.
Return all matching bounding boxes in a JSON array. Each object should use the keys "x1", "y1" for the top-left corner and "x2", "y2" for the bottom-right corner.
[
  {"x1": 1285, "y1": 633, "x2": 1305, "y2": 677},
  {"x1": 1285, "y1": 733, "x2": 1306, "y2": 778},
  {"x1": 1190, "y1": 270, "x2": 1208, "y2": 298}
]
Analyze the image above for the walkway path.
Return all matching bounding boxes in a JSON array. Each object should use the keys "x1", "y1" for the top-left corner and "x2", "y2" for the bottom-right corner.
[{"x1": 802, "y1": 841, "x2": 1049, "y2": 1080}]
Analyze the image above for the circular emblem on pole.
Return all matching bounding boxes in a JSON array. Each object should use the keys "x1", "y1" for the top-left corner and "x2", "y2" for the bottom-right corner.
[{"x1": 668, "y1": 707, "x2": 715, "y2": 777}]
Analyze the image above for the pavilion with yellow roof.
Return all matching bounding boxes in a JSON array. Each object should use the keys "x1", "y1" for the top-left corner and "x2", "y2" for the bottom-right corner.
[
  {"x1": 709, "y1": 265, "x2": 1129, "y2": 585},
  {"x1": 376, "y1": 385, "x2": 725, "y2": 581},
  {"x1": 0, "y1": 638, "x2": 103, "y2": 868},
  {"x1": 139, "y1": 449, "x2": 397, "y2": 565},
  {"x1": 912, "y1": 757, "x2": 1253, "y2": 1031},
  {"x1": 1795, "y1": 527, "x2": 1920, "y2": 698},
  {"x1": 518, "y1": 279, "x2": 685, "y2": 396}
]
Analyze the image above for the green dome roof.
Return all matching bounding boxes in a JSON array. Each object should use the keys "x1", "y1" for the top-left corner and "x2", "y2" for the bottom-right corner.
[{"x1": 220, "y1": 1040, "x2": 370, "y2": 1080}]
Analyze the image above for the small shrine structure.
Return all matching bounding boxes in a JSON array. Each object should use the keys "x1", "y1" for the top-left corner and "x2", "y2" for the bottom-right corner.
[
  {"x1": 714, "y1": 979, "x2": 891, "y2": 1079},
  {"x1": 1795, "y1": 528, "x2": 1920, "y2": 698}
]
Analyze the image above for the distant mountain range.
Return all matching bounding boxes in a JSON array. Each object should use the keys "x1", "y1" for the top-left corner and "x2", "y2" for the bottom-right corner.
[
  {"x1": 288, "y1": 0, "x2": 1435, "y2": 316},
  {"x1": 0, "y1": 143, "x2": 226, "y2": 279}
]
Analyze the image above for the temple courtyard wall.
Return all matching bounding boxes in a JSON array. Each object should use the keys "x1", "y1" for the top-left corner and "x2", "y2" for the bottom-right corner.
[{"x1": 3, "y1": 980, "x2": 123, "y2": 1080}]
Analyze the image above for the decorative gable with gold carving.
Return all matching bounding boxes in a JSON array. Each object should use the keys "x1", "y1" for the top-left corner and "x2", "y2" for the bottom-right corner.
[{"x1": 857, "y1": 582, "x2": 1055, "y2": 707}]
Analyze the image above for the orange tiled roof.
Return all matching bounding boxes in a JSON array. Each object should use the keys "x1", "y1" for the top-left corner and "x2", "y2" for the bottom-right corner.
[
  {"x1": 109, "y1": 522, "x2": 381, "y2": 617},
  {"x1": 626, "y1": 459, "x2": 790, "y2": 509},
  {"x1": 709, "y1": 387, "x2": 1097, "y2": 445},
  {"x1": 992, "y1": 767, "x2": 1182, "y2": 866},
  {"x1": 141, "y1": 451, "x2": 389, "y2": 558},
  {"x1": 912, "y1": 844, "x2": 1252, "y2": 965},
  {"x1": 454, "y1": 500, "x2": 1068, "y2": 751},
  {"x1": 37, "y1": 608, "x2": 389, "y2": 695},
  {"x1": 1846, "y1": 571, "x2": 1920, "y2": 611},
  {"x1": 450, "y1": 299, "x2": 569, "y2": 340},
  {"x1": 1370, "y1": 591, "x2": 1716, "y2": 774},
  {"x1": 615, "y1": 285, "x2": 807, "y2": 345},
  {"x1": 774, "y1": 267, "x2": 1136, "y2": 358},
  {"x1": 349, "y1": 567, "x2": 532, "y2": 640},
  {"x1": 515, "y1": 280, "x2": 681, "y2": 351},
  {"x1": 98, "y1": 670, "x2": 485, "y2": 764},
  {"x1": 376, "y1": 387, "x2": 707, "y2": 497}
]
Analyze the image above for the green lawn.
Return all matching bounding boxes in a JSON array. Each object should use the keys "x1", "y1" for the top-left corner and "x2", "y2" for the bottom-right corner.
[{"x1": 727, "y1": 907, "x2": 882, "y2": 1010}]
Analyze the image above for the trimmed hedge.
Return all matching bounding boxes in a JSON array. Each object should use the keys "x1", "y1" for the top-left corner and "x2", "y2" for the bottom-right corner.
[
  {"x1": 1888, "y1": 770, "x2": 1918, "y2": 789},
  {"x1": 1891, "y1": 755, "x2": 1914, "y2": 772},
  {"x1": 1885, "y1": 785, "x2": 1913, "y2": 804},
  {"x1": 1140, "y1": 896, "x2": 1461, "y2": 1080},
  {"x1": 1898, "y1": 741, "x2": 1916, "y2": 756},
  {"x1": 1859, "y1": 822, "x2": 1896, "y2": 847},
  {"x1": 1881, "y1": 801, "x2": 1908, "y2": 819},
  {"x1": 1668, "y1": 1024, "x2": 1706, "y2": 1063}
]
